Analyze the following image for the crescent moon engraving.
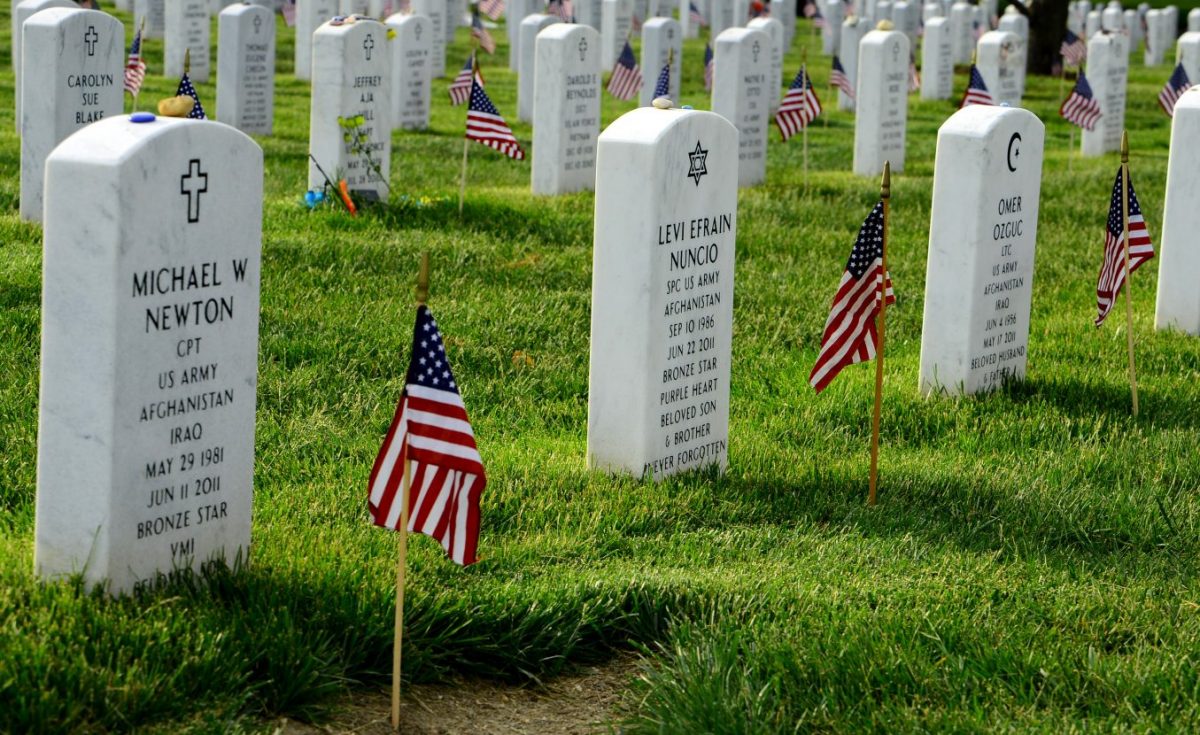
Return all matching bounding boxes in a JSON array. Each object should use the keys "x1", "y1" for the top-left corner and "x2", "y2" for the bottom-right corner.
[{"x1": 1007, "y1": 132, "x2": 1021, "y2": 172}]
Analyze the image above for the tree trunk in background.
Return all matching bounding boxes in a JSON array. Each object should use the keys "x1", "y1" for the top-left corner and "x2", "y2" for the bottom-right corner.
[{"x1": 1014, "y1": 0, "x2": 1071, "y2": 75}]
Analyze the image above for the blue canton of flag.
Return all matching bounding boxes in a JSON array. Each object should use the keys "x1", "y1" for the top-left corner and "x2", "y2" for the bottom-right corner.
[
  {"x1": 1060, "y1": 70, "x2": 1101, "y2": 130},
  {"x1": 466, "y1": 77, "x2": 525, "y2": 159},
  {"x1": 1096, "y1": 168, "x2": 1155, "y2": 326},
  {"x1": 1159, "y1": 63, "x2": 1191, "y2": 117},
  {"x1": 703, "y1": 42, "x2": 714, "y2": 91},
  {"x1": 176, "y1": 72, "x2": 206, "y2": 119},
  {"x1": 653, "y1": 59, "x2": 671, "y2": 99}
]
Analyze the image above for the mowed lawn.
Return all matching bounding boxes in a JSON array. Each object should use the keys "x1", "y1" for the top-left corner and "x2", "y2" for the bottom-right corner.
[{"x1": 3, "y1": 7, "x2": 1200, "y2": 733}]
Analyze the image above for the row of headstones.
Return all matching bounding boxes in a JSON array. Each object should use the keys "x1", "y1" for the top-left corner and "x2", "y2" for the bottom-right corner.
[
  {"x1": 1071, "y1": 1, "x2": 1194, "y2": 67},
  {"x1": 35, "y1": 87, "x2": 1200, "y2": 594},
  {"x1": 819, "y1": 0, "x2": 1023, "y2": 65}
]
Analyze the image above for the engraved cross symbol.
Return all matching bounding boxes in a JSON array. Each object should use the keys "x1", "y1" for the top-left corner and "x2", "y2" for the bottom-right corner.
[
  {"x1": 180, "y1": 159, "x2": 208, "y2": 224},
  {"x1": 254, "y1": 14, "x2": 263, "y2": 34},
  {"x1": 752, "y1": 40, "x2": 760, "y2": 62},
  {"x1": 363, "y1": 34, "x2": 375, "y2": 60},
  {"x1": 84, "y1": 26, "x2": 98, "y2": 56},
  {"x1": 578, "y1": 36, "x2": 588, "y2": 60},
  {"x1": 892, "y1": 41, "x2": 900, "y2": 63},
  {"x1": 415, "y1": 22, "x2": 423, "y2": 40}
]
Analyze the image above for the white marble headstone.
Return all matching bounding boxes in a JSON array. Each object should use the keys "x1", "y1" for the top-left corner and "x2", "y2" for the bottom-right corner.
[
  {"x1": 642, "y1": 18, "x2": 683, "y2": 107},
  {"x1": 1165, "y1": 5, "x2": 1180, "y2": 46},
  {"x1": 975, "y1": 30, "x2": 1023, "y2": 106},
  {"x1": 588, "y1": 107, "x2": 737, "y2": 480},
  {"x1": 709, "y1": 0, "x2": 734, "y2": 38},
  {"x1": 1190, "y1": 7, "x2": 1200, "y2": 33},
  {"x1": 532, "y1": 23, "x2": 601, "y2": 194},
  {"x1": 1085, "y1": 9, "x2": 1101, "y2": 38},
  {"x1": 679, "y1": 0, "x2": 698, "y2": 38},
  {"x1": 295, "y1": 0, "x2": 339, "y2": 81},
  {"x1": 601, "y1": 0, "x2": 635, "y2": 70},
  {"x1": 711, "y1": 26, "x2": 769, "y2": 187},
  {"x1": 876, "y1": 0, "x2": 892, "y2": 23},
  {"x1": 217, "y1": 3, "x2": 276, "y2": 136},
  {"x1": 1082, "y1": 31, "x2": 1127, "y2": 157},
  {"x1": 308, "y1": 17, "x2": 391, "y2": 199},
  {"x1": 386, "y1": 13, "x2": 431, "y2": 130},
  {"x1": 922, "y1": 1, "x2": 942, "y2": 24},
  {"x1": 821, "y1": 0, "x2": 843, "y2": 55},
  {"x1": 1178, "y1": 32, "x2": 1200, "y2": 84},
  {"x1": 341, "y1": 0, "x2": 369, "y2": 12},
  {"x1": 747, "y1": 17, "x2": 781, "y2": 113},
  {"x1": 920, "y1": 105, "x2": 1044, "y2": 395},
  {"x1": 410, "y1": 0, "x2": 447, "y2": 77},
  {"x1": 13, "y1": 0, "x2": 76, "y2": 133},
  {"x1": 506, "y1": 0, "x2": 533, "y2": 70},
  {"x1": 20, "y1": 7, "x2": 122, "y2": 222},
  {"x1": 891, "y1": 1, "x2": 916, "y2": 44},
  {"x1": 134, "y1": 0, "x2": 166, "y2": 38},
  {"x1": 165, "y1": 0, "x2": 212, "y2": 83},
  {"x1": 949, "y1": 1, "x2": 972, "y2": 63},
  {"x1": 1125, "y1": 9, "x2": 1141, "y2": 48},
  {"x1": 1101, "y1": 4, "x2": 1122, "y2": 32},
  {"x1": 37, "y1": 114, "x2": 263, "y2": 596},
  {"x1": 1156, "y1": 87, "x2": 1200, "y2": 335},
  {"x1": 839, "y1": 16, "x2": 866, "y2": 111},
  {"x1": 576, "y1": 0, "x2": 603, "y2": 29},
  {"x1": 1144, "y1": 9, "x2": 1163, "y2": 63},
  {"x1": 997, "y1": 6, "x2": 1027, "y2": 49},
  {"x1": 854, "y1": 28, "x2": 908, "y2": 176},
  {"x1": 921, "y1": 16, "x2": 953, "y2": 100},
  {"x1": 772, "y1": 0, "x2": 794, "y2": 47},
  {"x1": 519, "y1": 14, "x2": 560, "y2": 122}
]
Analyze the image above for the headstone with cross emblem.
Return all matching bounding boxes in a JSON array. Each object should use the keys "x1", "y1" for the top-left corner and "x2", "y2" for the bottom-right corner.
[
  {"x1": 295, "y1": 0, "x2": 339, "y2": 81},
  {"x1": 641, "y1": 18, "x2": 683, "y2": 107},
  {"x1": 532, "y1": 23, "x2": 600, "y2": 194},
  {"x1": 1082, "y1": 31, "x2": 1127, "y2": 156},
  {"x1": 746, "y1": 17, "x2": 781, "y2": 114},
  {"x1": 19, "y1": 7, "x2": 122, "y2": 222},
  {"x1": 839, "y1": 15, "x2": 867, "y2": 110},
  {"x1": 385, "y1": 13, "x2": 432, "y2": 130},
  {"x1": 518, "y1": 14, "x2": 560, "y2": 122},
  {"x1": 975, "y1": 30, "x2": 1023, "y2": 106},
  {"x1": 588, "y1": 106, "x2": 737, "y2": 480},
  {"x1": 919, "y1": 106, "x2": 1044, "y2": 395},
  {"x1": 854, "y1": 28, "x2": 909, "y2": 176},
  {"x1": 36, "y1": 114, "x2": 263, "y2": 596},
  {"x1": 217, "y1": 3, "x2": 276, "y2": 135},
  {"x1": 600, "y1": 0, "x2": 634, "y2": 71},
  {"x1": 1157, "y1": 87, "x2": 1200, "y2": 334},
  {"x1": 920, "y1": 16, "x2": 953, "y2": 101},
  {"x1": 309, "y1": 17, "x2": 391, "y2": 200},
  {"x1": 134, "y1": 0, "x2": 167, "y2": 38},
  {"x1": 410, "y1": 0, "x2": 447, "y2": 78},
  {"x1": 166, "y1": 0, "x2": 212, "y2": 83},
  {"x1": 13, "y1": 0, "x2": 76, "y2": 133},
  {"x1": 711, "y1": 27, "x2": 769, "y2": 186}
]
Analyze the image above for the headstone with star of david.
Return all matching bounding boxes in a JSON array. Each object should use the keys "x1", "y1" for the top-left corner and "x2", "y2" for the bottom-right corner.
[
  {"x1": 216, "y1": 3, "x2": 276, "y2": 135},
  {"x1": 385, "y1": 13, "x2": 431, "y2": 130},
  {"x1": 1082, "y1": 31, "x2": 1127, "y2": 157},
  {"x1": 36, "y1": 114, "x2": 263, "y2": 596},
  {"x1": 532, "y1": 23, "x2": 600, "y2": 194},
  {"x1": 853, "y1": 28, "x2": 909, "y2": 177},
  {"x1": 919, "y1": 105, "x2": 1044, "y2": 396},
  {"x1": 166, "y1": 0, "x2": 212, "y2": 83},
  {"x1": 588, "y1": 106, "x2": 737, "y2": 480},
  {"x1": 518, "y1": 14, "x2": 560, "y2": 122},
  {"x1": 308, "y1": 17, "x2": 391, "y2": 200},
  {"x1": 641, "y1": 17, "x2": 683, "y2": 107},
  {"x1": 600, "y1": 0, "x2": 634, "y2": 71},
  {"x1": 134, "y1": 0, "x2": 166, "y2": 39},
  {"x1": 12, "y1": 0, "x2": 77, "y2": 133},
  {"x1": 295, "y1": 0, "x2": 339, "y2": 81},
  {"x1": 746, "y1": 17, "x2": 781, "y2": 114},
  {"x1": 920, "y1": 16, "x2": 953, "y2": 101},
  {"x1": 19, "y1": 7, "x2": 122, "y2": 222},
  {"x1": 711, "y1": 27, "x2": 769, "y2": 187},
  {"x1": 1155, "y1": 87, "x2": 1200, "y2": 335},
  {"x1": 839, "y1": 15, "x2": 867, "y2": 111},
  {"x1": 975, "y1": 30, "x2": 1023, "y2": 106},
  {"x1": 410, "y1": 0, "x2": 447, "y2": 78}
]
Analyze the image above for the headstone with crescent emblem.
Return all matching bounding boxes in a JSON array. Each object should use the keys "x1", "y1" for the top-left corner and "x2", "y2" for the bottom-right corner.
[
  {"x1": 36, "y1": 114, "x2": 263, "y2": 596},
  {"x1": 165, "y1": 0, "x2": 212, "y2": 83},
  {"x1": 13, "y1": 0, "x2": 76, "y2": 133},
  {"x1": 519, "y1": 14, "x2": 560, "y2": 122},
  {"x1": 134, "y1": 0, "x2": 166, "y2": 38},
  {"x1": 410, "y1": 0, "x2": 447, "y2": 78},
  {"x1": 588, "y1": 106, "x2": 737, "y2": 480},
  {"x1": 919, "y1": 105, "x2": 1044, "y2": 396},
  {"x1": 386, "y1": 13, "x2": 431, "y2": 130},
  {"x1": 949, "y1": 1, "x2": 972, "y2": 63},
  {"x1": 711, "y1": 27, "x2": 769, "y2": 186},
  {"x1": 308, "y1": 17, "x2": 391, "y2": 200},
  {"x1": 20, "y1": 7, "x2": 122, "y2": 222},
  {"x1": 839, "y1": 15, "x2": 867, "y2": 111},
  {"x1": 975, "y1": 30, "x2": 1023, "y2": 106},
  {"x1": 854, "y1": 28, "x2": 909, "y2": 177},
  {"x1": 533, "y1": 23, "x2": 600, "y2": 194},
  {"x1": 295, "y1": 0, "x2": 339, "y2": 81},
  {"x1": 1155, "y1": 87, "x2": 1200, "y2": 335},
  {"x1": 601, "y1": 0, "x2": 635, "y2": 70},
  {"x1": 921, "y1": 16, "x2": 953, "y2": 101},
  {"x1": 217, "y1": 3, "x2": 276, "y2": 135},
  {"x1": 642, "y1": 17, "x2": 683, "y2": 107},
  {"x1": 1082, "y1": 31, "x2": 1127, "y2": 157}
]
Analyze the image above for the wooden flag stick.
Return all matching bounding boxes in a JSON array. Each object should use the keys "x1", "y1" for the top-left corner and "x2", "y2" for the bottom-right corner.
[
  {"x1": 391, "y1": 253, "x2": 430, "y2": 731},
  {"x1": 868, "y1": 161, "x2": 890, "y2": 507},
  {"x1": 1120, "y1": 131, "x2": 1140, "y2": 418},
  {"x1": 185, "y1": 47, "x2": 191, "y2": 75},
  {"x1": 132, "y1": 16, "x2": 146, "y2": 112},
  {"x1": 459, "y1": 54, "x2": 478, "y2": 215},
  {"x1": 802, "y1": 51, "x2": 809, "y2": 190}
]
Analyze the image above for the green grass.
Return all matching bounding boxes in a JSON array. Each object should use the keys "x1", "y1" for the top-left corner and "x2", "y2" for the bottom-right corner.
[{"x1": 3, "y1": 7, "x2": 1200, "y2": 733}]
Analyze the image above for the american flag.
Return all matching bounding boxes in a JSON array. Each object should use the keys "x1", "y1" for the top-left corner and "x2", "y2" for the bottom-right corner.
[
  {"x1": 281, "y1": 0, "x2": 297, "y2": 26},
  {"x1": 607, "y1": 40, "x2": 642, "y2": 100},
  {"x1": 652, "y1": 57, "x2": 671, "y2": 99},
  {"x1": 123, "y1": 22, "x2": 146, "y2": 96},
  {"x1": 368, "y1": 305, "x2": 486, "y2": 566},
  {"x1": 472, "y1": 13, "x2": 496, "y2": 53},
  {"x1": 547, "y1": 0, "x2": 574, "y2": 21},
  {"x1": 908, "y1": 53, "x2": 920, "y2": 93},
  {"x1": 479, "y1": 0, "x2": 505, "y2": 20},
  {"x1": 703, "y1": 42, "x2": 714, "y2": 91},
  {"x1": 809, "y1": 202, "x2": 895, "y2": 393},
  {"x1": 1061, "y1": 29, "x2": 1086, "y2": 66},
  {"x1": 960, "y1": 64, "x2": 993, "y2": 107},
  {"x1": 775, "y1": 65, "x2": 821, "y2": 141},
  {"x1": 1060, "y1": 70, "x2": 1101, "y2": 130},
  {"x1": 466, "y1": 77, "x2": 525, "y2": 159},
  {"x1": 831, "y1": 55, "x2": 854, "y2": 98},
  {"x1": 1096, "y1": 167, "x2": 1154, "y2": 326},
  {"x1": 449, "y1": 54, "x2": 482, "y2": 105},
  {"x1": 176, "y1": 71, "x2": 206, "y2": 119},
  {"x1": 1159, "y1": 63, "x2": 1191, "y2": 117},
  {"x1": 690, "y1": 2, "x2": 707, "y2": 26}
]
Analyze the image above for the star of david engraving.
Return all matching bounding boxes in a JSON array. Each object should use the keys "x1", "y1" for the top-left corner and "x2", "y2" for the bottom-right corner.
[
  {"x1": 578, "y1": 36, "x2": 588, "y2": 61},
  {"x1": 84, "y1": 26, "x2": 98, "y2": 56},
  {"x1": 687, "y1": 141, "x2": 708, "y2": 186},
  {"x1": 181, "y1": 159, "x2": 208, "y2": 224},
  {"x1": 364, "y1": 34, "x2": 375, "y2": 60}
]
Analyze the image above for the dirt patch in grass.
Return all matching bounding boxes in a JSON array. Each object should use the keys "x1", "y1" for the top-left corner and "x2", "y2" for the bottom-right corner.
[{"x1": 274, "y1": 655, "x2": 640, "y2": 735}]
